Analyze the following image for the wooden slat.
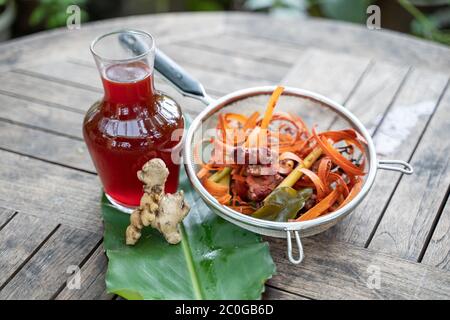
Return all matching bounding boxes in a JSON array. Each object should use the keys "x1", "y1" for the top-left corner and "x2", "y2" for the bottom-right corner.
[
  {"x1": 282, "y1": 49, "x2": 371, "y2": 104},
  {"x1": 160, "y1": 43, "x2": 288, "y2": 81},
  {"x1": 0, "y1": 94, "x2": 83, "y2": 138},
  {"x1": 0, "y1": 72, "x2": 98, "y2": 113},
  {"x1": 0, "y1": 150, "x2": 102, "y2": 232},
  {"x1": 333, "y1": 62, "x2": 410, "y2": 134},
  {"x1": 327, "y1": 68, "x2": 449, "y2": 246},
  {"x1": 0, "y1": 225, "x2": 100, "y2": 299},
  {"x1": 267, "y1": 237, "x2": 450, "y2": 299},
  {"x1": 14, "y1": 63, "x2": 102, "y2": 92},
  {"x1": 175, "y1": 64, "x2": 266, "y2": 96},
  {"x1": 263, "y1": 287, "x2": 307, "y2": 300},
  {"x1": 56, "y1": 245, "x2": 113, "y2": 300},
  {"x1": 422, "y1": 196, "x2": 450, "y2": 270},
  {"x1": 369, "y1": 84, "x2": 450, "y2": 260},
  {"x1": 0, "y1": 121, "x2": 93, "y2": 172},
  {"x1": 185, "y1": 32, "x2": 303, "y2": 64},
  {"x1": 0, "y1": 213, "x2": 58, "y2": 288},
  {"x1": 281, "y1": 49, "x2": 371, "y2": 133},
  {"x1": 0, "y1": 207, "x2": 15, "y2": 228}
]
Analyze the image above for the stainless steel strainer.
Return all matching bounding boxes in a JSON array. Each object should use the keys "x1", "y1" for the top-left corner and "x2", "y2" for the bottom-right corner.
[{"x1": 154, "y1": 51, "x2": 414, "y2": 264}]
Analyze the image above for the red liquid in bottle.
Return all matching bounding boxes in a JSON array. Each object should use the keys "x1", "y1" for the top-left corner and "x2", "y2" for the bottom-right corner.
[{"x1": 83, "y1": 62, "x2": 184, "y2": 207}]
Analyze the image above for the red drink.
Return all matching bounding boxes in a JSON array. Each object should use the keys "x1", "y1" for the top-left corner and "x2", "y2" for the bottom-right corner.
[{"x1": 83, "y1": 58, "x2": 184, "y2": 208}]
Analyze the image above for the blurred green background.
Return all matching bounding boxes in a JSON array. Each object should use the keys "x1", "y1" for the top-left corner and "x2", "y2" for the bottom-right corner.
[{"x1": 0, "y1": 0, "x2": 448, "y2": 45}]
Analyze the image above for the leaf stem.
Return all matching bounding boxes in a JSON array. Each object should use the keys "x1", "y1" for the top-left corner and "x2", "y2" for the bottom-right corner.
[
  {"x1": 277, "y1": 146, "x2": 323, "y2": 188},
  {"x1": 180, "y1": 224, "x2": 204, "y2": 300},
  {"x1": 210, "y1": 167, "x2": 232, "y2": 183}
]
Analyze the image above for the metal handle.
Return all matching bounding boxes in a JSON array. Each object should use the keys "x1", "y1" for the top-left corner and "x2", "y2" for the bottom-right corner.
[
  {"x1": 155, "y1": 49, "x2": 213, "y2": 105},
  {"x1": 377, "y1": 159, "x2": 414, "y2": 175},
  {"x1": 118, "y1": 32, "x2": 213, "y2": 105},
  {"x1": 286, "y1": 230, "x2": 304, "y2": 264}
]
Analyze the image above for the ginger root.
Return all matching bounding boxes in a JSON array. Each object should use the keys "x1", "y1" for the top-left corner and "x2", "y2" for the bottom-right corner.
[{"x1": 125, "y1": 158, "x2": 190, "y2": 245}]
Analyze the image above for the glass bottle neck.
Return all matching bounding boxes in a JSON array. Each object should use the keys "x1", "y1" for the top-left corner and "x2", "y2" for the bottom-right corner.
[{"x1": 101, "y1": 62, "x2": 156, "y2": 107}]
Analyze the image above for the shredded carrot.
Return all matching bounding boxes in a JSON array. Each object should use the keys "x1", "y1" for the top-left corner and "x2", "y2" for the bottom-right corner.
[
  {"x1": 218, "y1": 113, "x2": 228, "y2": 141},
  {"x1": 261, "y1": 86, "x2": 284, "y2": 130},
  {"x1": 243, "y1": 112, "x2": 260, "y2": 131},
  {"x1": 203, "y1": 178, "x2": 228, "y2": 196},
  {"x1": 225, "y1": 113, "x2": 248, "y2": 127},
  {"x1": 232, "y1": 174, "x2": 246, "y2": 182},
  {"x1": 318, "y1": 157, "x2": 332, "y2": 193},
  {"x1": 228, "y1": 205, "x2": 254, "y2": 214},
  {"x1": 312, "y1": 127, "x2": 365, "y2": 176},
  {"x1": 328, "y1": 172, "x2": 349, "y2": 198},
  {"x1": 336, "y1": 177, "x2": 363, "y2": 210},
  {"x1": 280, "y1": 151, "x2": 303, "y2": 163},
  {"x1": 216, "y1": 193, "x2": 232, "y2": 205},
  {"x1": 299, "y1": 168, "x2": 326, "y2": 201},
  {"x1": 295, "y1": 188, "x2": 340, "y2": 222},
  {"x1": 197, "y1": 167, "x2": 210, "y2": 180}
]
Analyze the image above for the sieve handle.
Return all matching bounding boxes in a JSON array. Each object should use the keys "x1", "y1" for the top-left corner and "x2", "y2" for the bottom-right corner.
[
  {"x1": 155, "y1": 49, "x2": 214, "y2": 105},
  {"x1": 286, "y1": 230, "x2": 304, "y2": 264},
  {"x1": 377, "y1": 159, "x2": 414, "y2": 175}
]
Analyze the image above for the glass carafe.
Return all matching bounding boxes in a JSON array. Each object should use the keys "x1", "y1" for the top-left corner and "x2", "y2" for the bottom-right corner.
[{"x1": 83, "y1": 30, "x2": 184, "y2": 212}]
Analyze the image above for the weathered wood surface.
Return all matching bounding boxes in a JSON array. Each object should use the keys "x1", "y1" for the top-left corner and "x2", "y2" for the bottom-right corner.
[
  {"x1": 263, "y1": 287, "x2": 307, "y2": 300},
  {"x1": 0, "y1": 225, "x2": 100, "y2": 300},
  {"x1": 0, "y1": 12, "x2": 449, "y2": 300},
  {"x1": 423, "y1": 196, "x2": 450, "y2": 270},
  {"x1": 0, "y1": 213, "x2": 58, "y2": 288},
  {"x1": 283, "y1": 49, "x2": 371, "y2": 105},
  {"x1": 0, "y1": 151, "x2": 102, "y2": 233},
  {"x1": 55, "y1": 246, "x2": 113, "y2": 300},
  {"x1": 268, "y1": 237, "x2": 450, "y2": 300},
  {"x1": 369, "y1": 84, "x2": 450, "y2": 260},
  {"x1": 333, "y1": 61, "x2": 410, "y2": 134},
  {"x1": 0, "y1": 208, "x2": 16, "y2": 229}
]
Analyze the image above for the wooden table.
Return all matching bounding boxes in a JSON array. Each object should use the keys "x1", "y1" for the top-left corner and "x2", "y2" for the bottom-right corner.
[{"x1": 0, "y1": 12, "x2": 450, "y2": 300}]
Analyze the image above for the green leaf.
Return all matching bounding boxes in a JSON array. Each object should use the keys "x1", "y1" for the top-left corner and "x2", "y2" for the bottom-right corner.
[
  {"x1": 317, "y1": 0, "x2": 374, "y2": 23},
  {"x1": 186, "y1": 0, "x2": 225, "y2": 11},
  {"x1": 29, "y1": 6, "x2": 47, "y2": 27},
  {"x1": 46, "y1": 11, "x2": 68, "y2": 28},
  {"x1": 252, "y1": 187, "x2": 312, "y2": 222},
  {"x1": 407, "y1": 0, "x2": 450, "y2": 6},
  {"x1": 102, "y1": 169, "x2": 276, "y2": 300}
]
